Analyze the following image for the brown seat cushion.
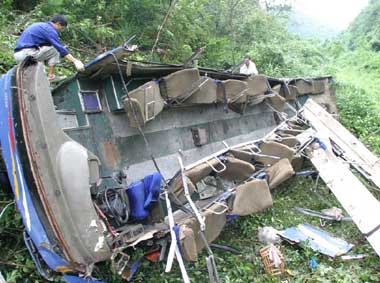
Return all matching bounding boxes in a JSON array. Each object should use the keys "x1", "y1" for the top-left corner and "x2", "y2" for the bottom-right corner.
[
  {"x1": 218, "y1": 157, "x2": 256, "y2": 182},
  {"x1": 184, "y1": 77, "x2": 217, "y2": 104},
  {"x1": 259, "y1": 141, "x2": 296, "y2": 163},
  {"x1": 179, "y1": 202, "x2": 227, "y2": 261},
  {"x1": 123, "y1": 81, "x2": 164, "y2": 128},
  {"x1": 231, "y1": 179, "x2": 272, "y2": 216},
  {"x1": 159, "y1": 68, "x2": 200, "y2": 100},
  {"x1": 265, "y1": 158, "x2": 295, "y2": 189}
]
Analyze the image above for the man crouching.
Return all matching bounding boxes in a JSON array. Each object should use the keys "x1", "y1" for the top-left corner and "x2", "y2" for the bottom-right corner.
[{"x1": 14, "y1": 14, "x2": 84, "y2": 81}]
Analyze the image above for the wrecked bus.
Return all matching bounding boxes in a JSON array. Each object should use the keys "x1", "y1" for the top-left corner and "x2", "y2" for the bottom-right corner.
[{"x1": 0, "y1": 46, "x2": 341, "y2": 282}]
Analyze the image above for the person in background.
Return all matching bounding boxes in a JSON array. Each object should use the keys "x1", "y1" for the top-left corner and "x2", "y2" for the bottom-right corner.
[
  {"x1": 239, "y1": 55, "x2": 258, "y2": 75},
  {"x1": 14, "y1": 14, "x2": 85, "y2": 81}
]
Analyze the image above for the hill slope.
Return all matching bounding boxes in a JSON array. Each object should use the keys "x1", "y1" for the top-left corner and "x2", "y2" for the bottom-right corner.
[{"x1": 288, "y1": 9, "x2": 340, "y2": 40}]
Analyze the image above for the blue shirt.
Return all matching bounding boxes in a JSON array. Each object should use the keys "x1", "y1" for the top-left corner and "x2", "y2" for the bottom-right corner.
[{"x1": 14, "y1": 22, "x2": 69, "y2": 57}]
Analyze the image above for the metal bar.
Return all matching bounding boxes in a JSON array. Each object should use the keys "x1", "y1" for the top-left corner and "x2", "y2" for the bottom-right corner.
[
  {"x1": 163, "y1": 190, "x2": 190, "y2": 283},
  {"x1": 178, "y1": 156, "x2": 206, "y2": 230}
]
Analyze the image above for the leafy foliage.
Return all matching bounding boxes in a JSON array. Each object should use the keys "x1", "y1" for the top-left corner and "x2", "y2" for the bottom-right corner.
[
  {"x1": 345, "y1": 0, "x2": 380, "y2": 50},
  {"x1": 0, "y1": 0, "x2": 327, "y2": 76}
]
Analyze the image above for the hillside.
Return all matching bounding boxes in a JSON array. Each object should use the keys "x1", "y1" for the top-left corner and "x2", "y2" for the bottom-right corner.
[
  {"x1": 346, "y1": 0, "x2": 380, "y2": 50},
  {"x1": 288, "y1": 9, "x2": 340, "y2": 40}
]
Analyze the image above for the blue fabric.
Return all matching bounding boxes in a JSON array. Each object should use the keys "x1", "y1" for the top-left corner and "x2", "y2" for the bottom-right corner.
[
  {"x1": 295, "y1": 170, "x2": 318, "y2": 177},
  {"x1": 126, "y1": 172, "x2": 162, "y2": 220},
  {"x1": 255, "y1": 172, "x2": 267, "y2": 180},
  {"x1": 173, "y1": 225, "x2": 182, "y2": 255},
  {"x1": 61, "y1": 275, "x2": 107, "y2": 283},
  {"x1": 226, "y1": 214, "x2": 240, "y2": 222},
  {"x1": 315, "y1": 138, "x2": 327, "y2": 150},
  {"x1": 14, "y1": 22, "x2": 69, "y2": 57},
  {"x1": 143, "y1": 172, "x2": 162, "y2": 209},
  {"x1": 310, "y1": 257, "x2": 318, "y2": 271},
  {"x1": 126, "y1": 257, "x2": 144, "y2": 281},
  {"x1": 126, "y1": 181, "x2": 149, "y2": 220}
]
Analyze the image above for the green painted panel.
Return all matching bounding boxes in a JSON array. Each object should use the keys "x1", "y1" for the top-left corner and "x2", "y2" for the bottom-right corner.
[
  {"x1": 53, "y1": 80, "x2": 88, "y2": 127},
  {"x1": 103, "y1": 76, "x2": 122, "y2": 112},
  {"x1": 103, "y1": 76, "x2": 151, "y2": 112}
]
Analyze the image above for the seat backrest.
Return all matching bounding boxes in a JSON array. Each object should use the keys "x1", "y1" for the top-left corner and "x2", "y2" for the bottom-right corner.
[
  {"x1": 312, "y1": 79, "x2": 327, "y2": 94},
  {"x1": 184, "y1": 77, "x2": 217, "y2": 104},
  {"x1": 265, "y1": 158, "x2": 295, "y2": 189},
  {"x1": 258, "y1": 141, "x2": 296, "y2": 164},
  {"x1": 286, "y1": 85, "x2": 298, "y2": 100},
  {"x1": 179, "y1": 202, "x2": 227, "y2": 261},
  {"x1": 231, "y1": 179, "x2": 272, "y2": 216},
  {"x1": 159, "y1": 68, "x2": 200, "y2": 100},
  {"x1": 295, "y1": 79, "x2": 313, "y2": 95},
  {"x1": 244, "y1": 75, "x2": 270, "y2": 97},
  {"x1": 123, "y1": 81, "x2": 164, "y2": 128},
  {"x1": 267, "y1": 92, "x2": 286, "y2": 112},
  {"x1": 186, "y1": 158, "x2": 220, "y2": 183},
  {"x1": 217, "y1": 79, "x2": 248, "y2": 104},
  {"x1": 218, "y1": 156, "x2": 256, "y2": 182}
]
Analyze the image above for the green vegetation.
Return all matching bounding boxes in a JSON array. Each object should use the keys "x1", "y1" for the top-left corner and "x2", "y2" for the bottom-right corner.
[
  {"x1": 2, "y1": 0, "x2": 380, "y2": 282},
  {"x1": 0, "y1": 0, "x2": 327, "y2": 76},
  {"x1": 327, "y1": 0, "x2": 380, "y2": 152}
]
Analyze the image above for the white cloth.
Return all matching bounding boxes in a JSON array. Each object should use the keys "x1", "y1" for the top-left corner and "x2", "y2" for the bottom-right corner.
[
  {"x1": 240, "y1": 60, "x2": 258, "y2": 75},
  {"x1": 74, "y1": 60, "x2": 85, "y2": 71}
]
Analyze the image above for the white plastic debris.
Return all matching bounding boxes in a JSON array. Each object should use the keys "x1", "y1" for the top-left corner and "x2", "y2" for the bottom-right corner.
[
  {"x1": 258, "y1": 226, "x2": 281, "y2": 244},
  {"x1": 321, "y1": 207, "x2": 343, "y2": 221},
  {"x1": 268, "y1": 244, "x2": 282, "y2": 267}
]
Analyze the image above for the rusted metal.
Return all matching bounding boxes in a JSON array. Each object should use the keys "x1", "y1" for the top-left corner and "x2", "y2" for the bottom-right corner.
[{"x1": 102, "y1": 140, "x2": 120, "y2": 168}]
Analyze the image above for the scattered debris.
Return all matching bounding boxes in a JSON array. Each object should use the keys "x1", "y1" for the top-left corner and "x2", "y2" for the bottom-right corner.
[
  {"x1": 321, "y1": 207, "x2": 344, "y2": 221},
  {"x1": 303, "y1": 99, "x2": 380, "y2": 256},
  {"x1": 340, "y1": 254, "x2": 371, "y2": 261},
  {"x1": 126, "y1": 257, "x2": 144, "y2": 282},
  {"x1": 209, "y1": 243, "x2": 241, "y2": 255},
  {"x1": 295, "y1": 207, "x2": 352, "y2": 222},
  {"x1": 279, "y1": 224, "x2": 353, "y2": 257},
  {"x1": 259, "y1": 244, "x2": 285, "y2": 276},
  {"x1": 61, "y1": 275, "x2": 106, "y2": 283},
  {"x1": 310, "y1": 257, "x2": 318, "y2": 271},
  {"x1": 258, "y1": 226, "x2": 281, "y2": 244}
]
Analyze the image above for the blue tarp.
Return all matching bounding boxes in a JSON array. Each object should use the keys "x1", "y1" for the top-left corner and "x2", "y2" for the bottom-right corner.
[{"x1": 279, "y1": 224, "x2": 353, "y2": 257}]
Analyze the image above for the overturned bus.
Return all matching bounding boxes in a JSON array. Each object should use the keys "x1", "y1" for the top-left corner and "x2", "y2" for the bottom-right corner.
[{"x1": 0, "y1": 46, "x2": 350, "y2": 282}]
